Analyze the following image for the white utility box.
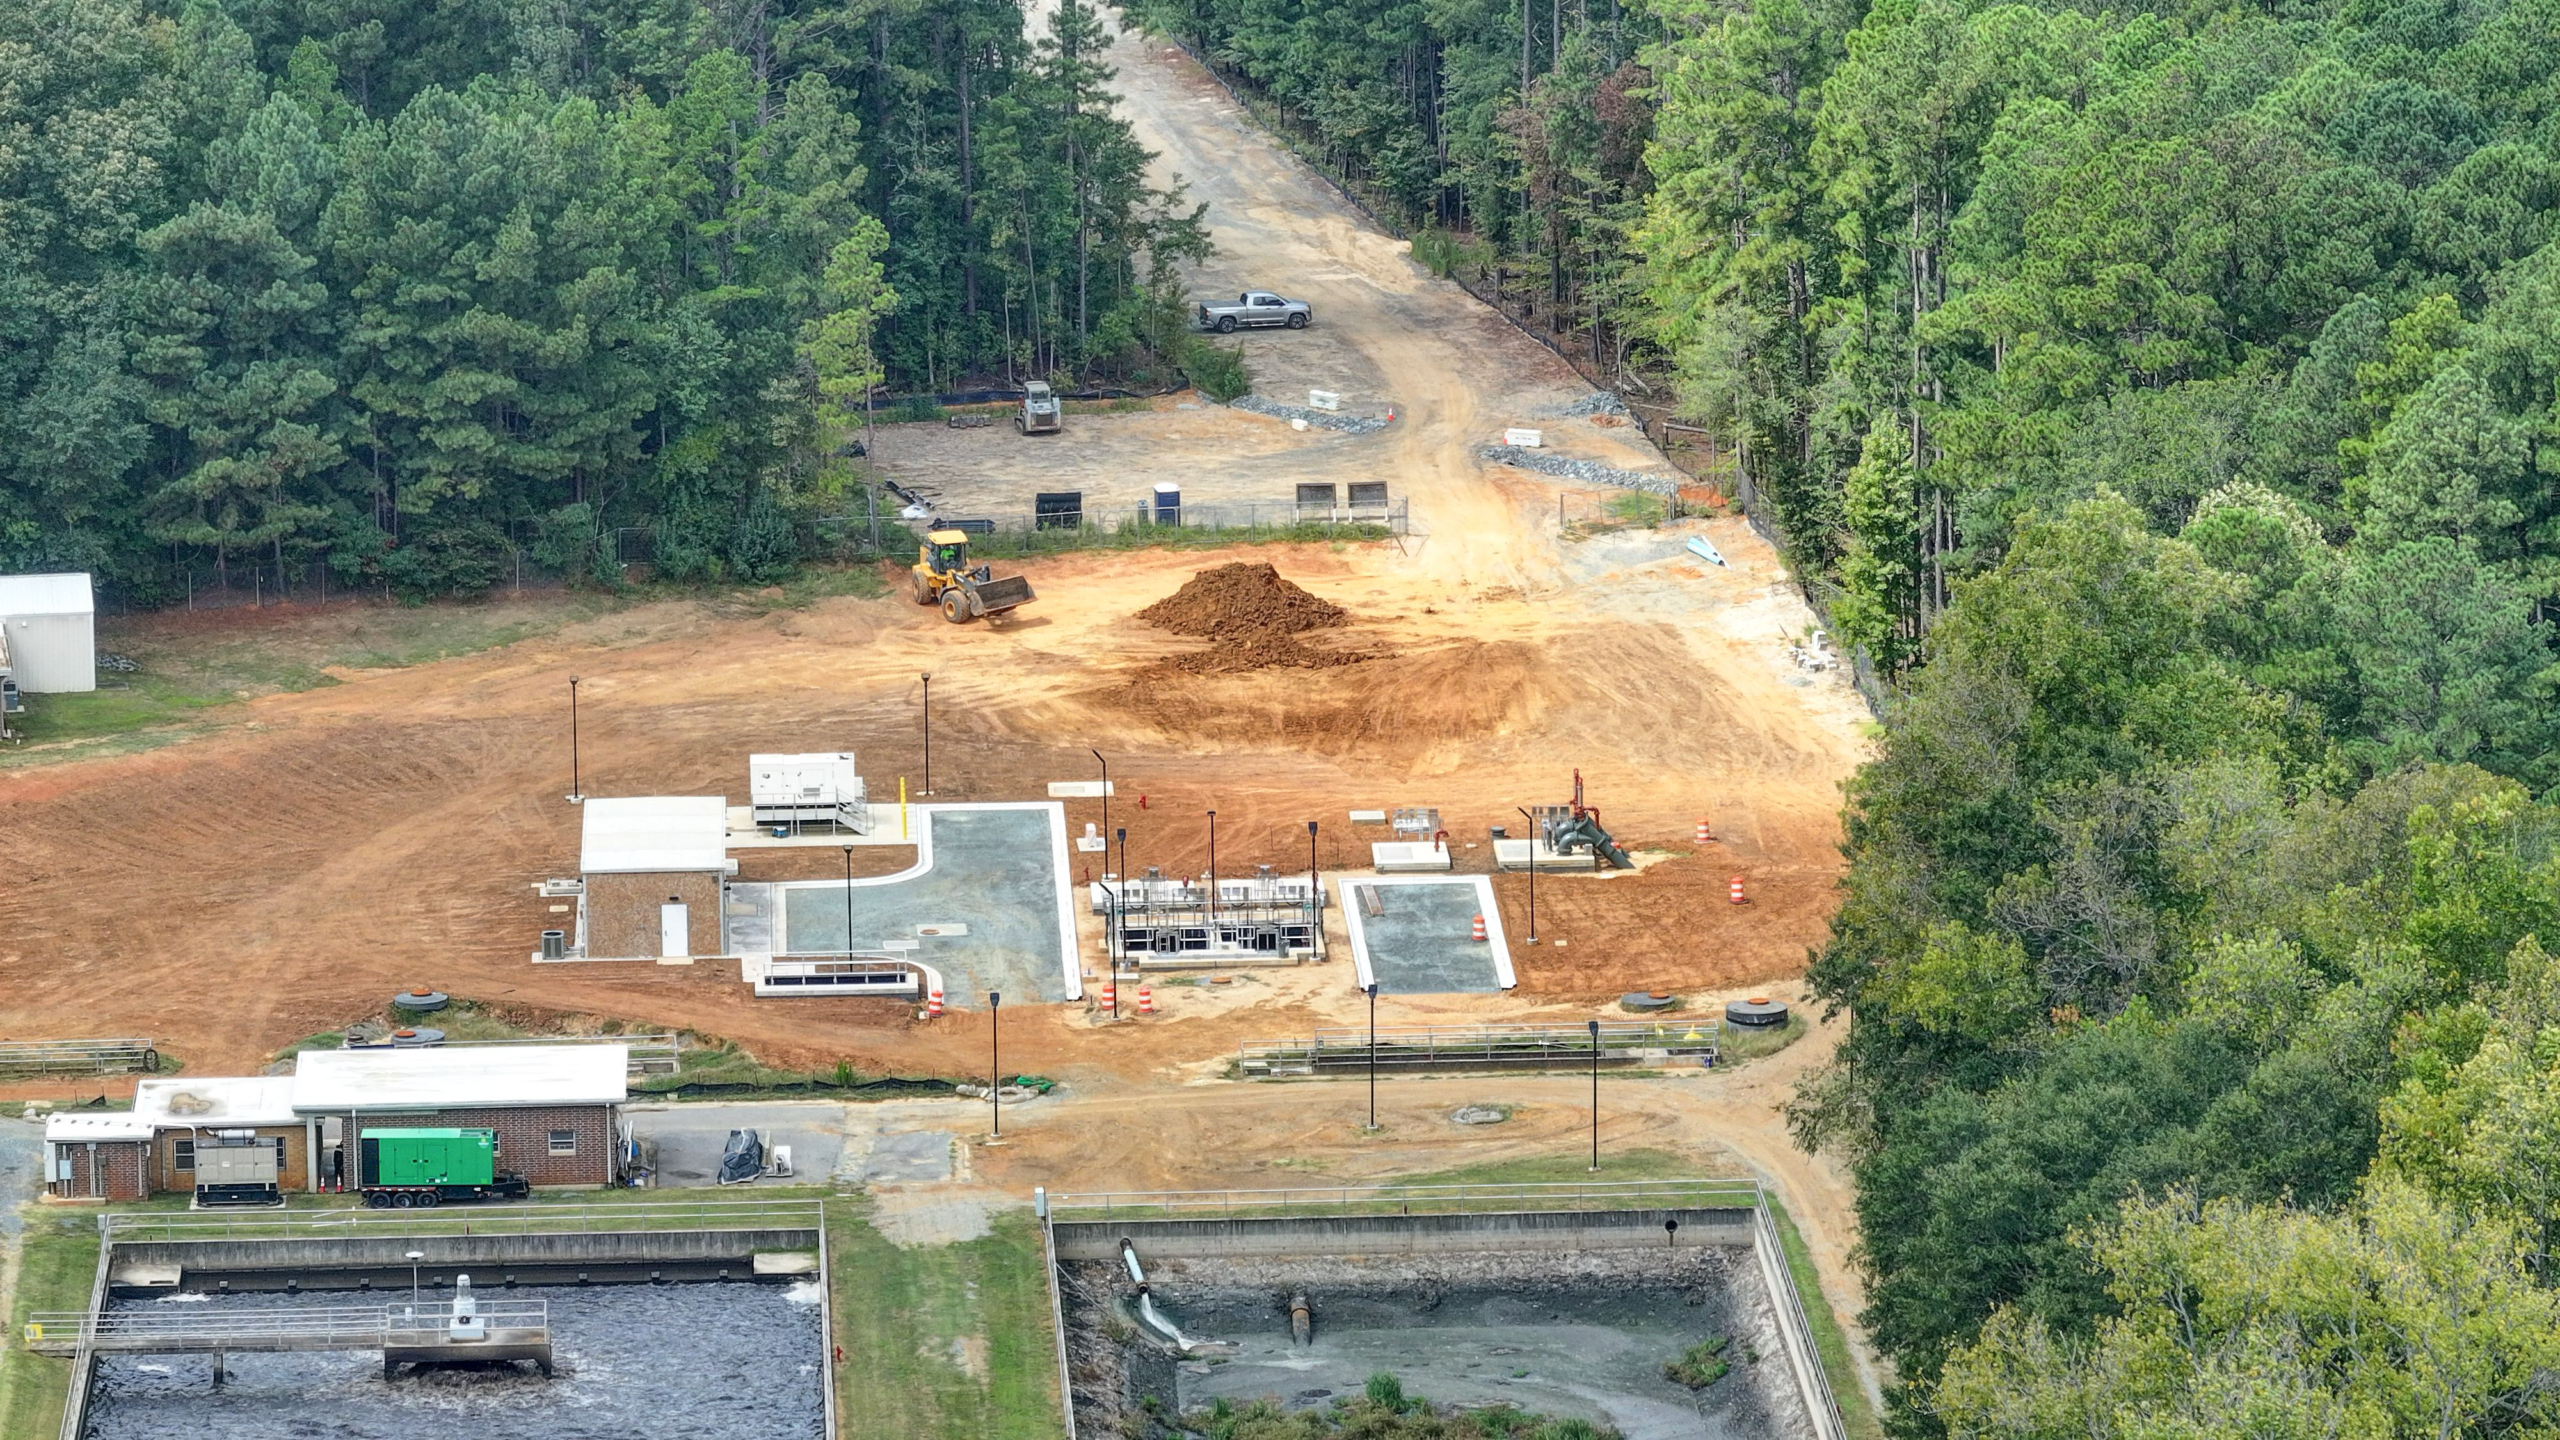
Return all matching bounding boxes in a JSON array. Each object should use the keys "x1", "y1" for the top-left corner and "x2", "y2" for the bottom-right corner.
[{"x1": 750, "y1": 752, "x2": 868, "y2": 828}]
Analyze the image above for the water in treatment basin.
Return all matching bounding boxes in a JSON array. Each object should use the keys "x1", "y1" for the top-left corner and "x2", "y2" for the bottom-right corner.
[{"x1": 82, "y1": 1281, "x2": 825, "y2": 1440}]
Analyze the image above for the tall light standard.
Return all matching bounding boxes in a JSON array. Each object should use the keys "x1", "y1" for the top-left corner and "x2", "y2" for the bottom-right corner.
[
  {"x1": 1514, "y1": 808, "x2": 1541, "y2": 944},
  {"x1": 1365, "y1": 982, "x2": 1380, "y2": 1131},
  {"x1": 1089, "y1": 750, "x2": 1110, "y2": 874},
  {"x1": 919, "y1": 672, "x2": 933, "y2": 796},
  {"x1": 1587, "y1": 1019, "x2": 1602, "y2": 1172},
  {"x1": 406, "y1": 1249, "x2": 426, "y2": 1318},
  {"x1": 989, "y1": 991, "x2": 1003, "y2": 1139},
  {"x1": 841, "y1": 845, "x2": 856, "y2": 953},
  {"x1": 1114, "y1": 827, "x2": 1129, "y2": 1018},
  {"x1": 566, "y1": 677, "x2": 584, "y2": 803},
  {"x1": 1205, "y1": 810, "x2": 1217, "y2": 933},
  {"x1": 1307, "y1": 821, "x2": 1321, "y2": 960}
]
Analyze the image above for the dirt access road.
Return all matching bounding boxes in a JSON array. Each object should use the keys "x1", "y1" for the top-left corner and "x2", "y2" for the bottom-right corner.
[{"x1": 0, "y1": 3, "x2": 1876, "y2": 1392}]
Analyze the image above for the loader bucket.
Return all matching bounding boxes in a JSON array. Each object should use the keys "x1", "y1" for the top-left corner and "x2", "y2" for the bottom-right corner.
[{"x1": 972, "y1": 575, "x2": 1036, "y2": 613}]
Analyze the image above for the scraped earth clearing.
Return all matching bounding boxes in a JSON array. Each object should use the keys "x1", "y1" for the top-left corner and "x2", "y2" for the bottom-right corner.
[{"x1": 0, "y1": 1, "x2": 1878, "y2": 1399}]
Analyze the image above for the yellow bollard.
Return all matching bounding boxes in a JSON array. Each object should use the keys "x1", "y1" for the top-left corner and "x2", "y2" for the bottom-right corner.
[{"x1": 900, "y1": 776, "x2": 909, "y2": 838}]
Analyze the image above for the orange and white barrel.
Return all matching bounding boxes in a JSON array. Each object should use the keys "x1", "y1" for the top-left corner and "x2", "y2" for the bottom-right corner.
[{"x1": 1729, "y1": 875, "x2": 1746, "y2": 905}]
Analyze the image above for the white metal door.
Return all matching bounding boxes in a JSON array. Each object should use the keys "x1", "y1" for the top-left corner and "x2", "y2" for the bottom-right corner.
[{"x1": 660, "y1": 902, "x2": 690, "y2": 957}]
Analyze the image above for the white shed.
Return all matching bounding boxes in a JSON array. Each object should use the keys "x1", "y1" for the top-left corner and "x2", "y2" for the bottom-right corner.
[{"x1": 0, "y1": 572, "x2": 96, "y2": 693}]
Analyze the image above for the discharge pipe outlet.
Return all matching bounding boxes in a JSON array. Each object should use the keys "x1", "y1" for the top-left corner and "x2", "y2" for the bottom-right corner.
[
  {"x1": 1120, "y1": 1240, "x2": 1202, "y2": 1353},
  {"x1": 1290, "y1": 1293, "x2": 1313, "y2": 1347}
]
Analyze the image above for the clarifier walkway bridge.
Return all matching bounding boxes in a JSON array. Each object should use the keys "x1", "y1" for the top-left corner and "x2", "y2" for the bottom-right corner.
[{"x1": 25, "y1": 1299, "x2": 552, "y2": 1380}]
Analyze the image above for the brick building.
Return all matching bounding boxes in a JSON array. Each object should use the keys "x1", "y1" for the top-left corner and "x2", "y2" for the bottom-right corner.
[
  {"x1": 292, "y1": 1044, "x2": 628, "y2": 1190},
  {"x1": 41, "y1": 1113, "x2": 151, "y2": 1201},
  {"x1": 133, "y1": 1076, "x2": 312, "y2": 1195}
]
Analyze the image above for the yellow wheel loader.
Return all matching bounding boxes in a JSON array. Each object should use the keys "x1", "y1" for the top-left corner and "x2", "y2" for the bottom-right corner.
[{"x1": 910, "y1": 530, "x2": 1037, "y2": 624}]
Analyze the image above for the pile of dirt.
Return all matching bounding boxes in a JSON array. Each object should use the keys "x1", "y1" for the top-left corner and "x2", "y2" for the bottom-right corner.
[
  {"x1": 1138, "y1": 561, "x2": 1349, "y2": 638},
  {"x1": 1136, "y1": 562, "x2": 1373, "y2": 672}
]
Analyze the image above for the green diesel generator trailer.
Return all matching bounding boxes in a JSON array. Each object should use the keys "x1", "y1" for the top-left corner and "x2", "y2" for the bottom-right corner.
[{"x1": 358, "y1": 1127, "x2": 532, "y2": 1207}]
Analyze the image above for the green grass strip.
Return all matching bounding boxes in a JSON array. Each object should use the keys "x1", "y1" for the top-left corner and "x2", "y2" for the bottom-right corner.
[
  {"x1": 827, "y1": 1200, "x2": 1063, "y2": 1440},
  {"x1": 0, "y1": 1208, "x2": 103, "y2": 1440},
  {"x1": 1762, "y1": 1195, "x2": 1883, "y2": 1440}
]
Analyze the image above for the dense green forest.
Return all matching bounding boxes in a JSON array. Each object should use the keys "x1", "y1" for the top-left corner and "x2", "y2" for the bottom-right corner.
[
  {"x1": 0, "y1": 0, "x2": 1207, "y2": 598},
  {"x1": 1127, "y1": 0, "x2": 2560, "y2": 1432}
]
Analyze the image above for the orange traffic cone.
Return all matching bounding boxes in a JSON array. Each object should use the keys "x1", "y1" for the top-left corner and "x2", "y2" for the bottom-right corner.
[
  {"x1": 1695, "y1": 818, "x2": 1714, "y2": 844},
  {"x1": 1729, "y1": 875, "x2": 1747, "y2": 905},
  {"x1": 1139, "y1": 985, "x2": 1155, "y2": 1015},
  {"x1": 1470, "y1": 913, "x2": 1487, "y2": 942},
  {"x1": 926, "y1": 988, "x2": 944, "y2": 1017}
]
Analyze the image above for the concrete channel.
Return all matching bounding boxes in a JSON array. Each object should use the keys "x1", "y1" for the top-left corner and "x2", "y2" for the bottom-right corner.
[
  {"x1": 48, "y1": 1202, "x2": 833, "y2": 1440},
  {"x1": 1041, "y1": 1183, "x2": 1846, "y2": 1440}
]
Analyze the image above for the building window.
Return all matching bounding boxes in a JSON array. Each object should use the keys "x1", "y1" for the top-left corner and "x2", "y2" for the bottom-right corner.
[
  {"x1": 549, "y1": 1130, "x2": 578, "y2": 1156},
  {"x1": 273, "y1": 1136, "x2": 289, "y2": 1170},
  {"x1": 172, "y1": 1138, "x2": 194, "y2": 1172}
]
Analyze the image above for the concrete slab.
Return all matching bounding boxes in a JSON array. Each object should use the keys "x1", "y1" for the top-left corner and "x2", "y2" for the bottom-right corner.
[
  {"x1": 765, "y1": 803, "x2": 1080, "y2": 1005},
  {"x1": 841, "y1": 1130, "x2": 956, "y2": 1187},
  {"x1": 1336, "y1": 875, "x2": 1515, "y2": 995},
  {"x1": 1493, "y1": 838, "x2": 1598, "y2": 870},
  {"x1": 634, "y1": 1102, "x2": 847, "y2": 1188},
  {"x1": 1371, "y1": 841, "x2": 1452, "y2": 872}
]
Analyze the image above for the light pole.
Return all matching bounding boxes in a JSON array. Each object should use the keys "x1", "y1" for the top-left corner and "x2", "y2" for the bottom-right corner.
[
  {"x1": 1115, "y1": 827, "x2": 1129, "y2": 1018},
  {"x1": 406, "y1": 1249, "x2": 425, "y2": 1318},
  {"x1": 1205, "y1": 810, "x2": 1217, "y2": 932},
  {"x1": 1587, "y1": 1019, "x2": 1601, "y2": 1172},
  {"x1": 841, "y1": 845, "x2": 856, "y2": 954},
  {"x1": 1307, "y1": 821, "x2": 1321, "y2": 960},
  {"x1": 989, "y1": 991, "x2": 1003, "y2": 1139},
  {"x1": 566, "y1": 677, "x2": 583, "y2": 803},
  {"x1": 1090, "y1": 750, "x2": 1110, "y2": 872},
  {"x1": 1515, "y1": 808, "x2": 1540, "y2": 944},
  {"x1": 920, "y1": 672, "x2": 933, "y2": 796},
  {"x1": 1365, "y1": 982, "x2": 1380, "y2": 1131}
]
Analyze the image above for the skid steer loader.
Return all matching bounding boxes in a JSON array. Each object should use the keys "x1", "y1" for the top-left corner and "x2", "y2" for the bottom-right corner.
[{"x1": 911, "y1": 529, "x2": 1037, "y2": 624}]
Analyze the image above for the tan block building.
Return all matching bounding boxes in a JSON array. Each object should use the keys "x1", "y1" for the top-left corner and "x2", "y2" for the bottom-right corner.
[{"x1": 574, "y1": 796, "x2": 734, "y2": 959}]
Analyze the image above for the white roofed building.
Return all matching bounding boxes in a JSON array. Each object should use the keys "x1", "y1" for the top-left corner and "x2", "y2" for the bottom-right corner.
[
  {"x1": 291, "y1": 1043, "x2": 630, "y2": 1190},
  {"x1": 574, "y1": 797, "x2": 734, "y2": 960}
]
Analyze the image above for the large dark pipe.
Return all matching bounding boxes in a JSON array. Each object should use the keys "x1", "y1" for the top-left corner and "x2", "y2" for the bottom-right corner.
[{"x1": 1290, "y1": 1293, "x2": 1312, "y2": 1347}]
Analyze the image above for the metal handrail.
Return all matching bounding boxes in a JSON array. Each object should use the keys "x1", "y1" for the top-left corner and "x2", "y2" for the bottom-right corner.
[
  {"x1": 1047, "y1": 1177, "x2": 1761, "y2": 1219},
  {"x1": 27, "y1": 1299, "x2": 549, "y2": 1350},
  {"x1": 1241, "y1": 1019, "x2": 1720, "y2": 1062},
  {"x1": 0, "y1": 1038, "x2": 157, "y2": 1074},
  {"x1": 100, "y1": 1197, "x2": 824, "y2": 1243},
  {"x1": 1756, "y1": 1204, "x2": 1849, "y2": 1440}
]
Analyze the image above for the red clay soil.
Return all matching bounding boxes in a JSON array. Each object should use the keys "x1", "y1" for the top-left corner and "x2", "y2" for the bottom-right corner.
[{"x1": 1137, "y1": 561, "x2": 1348, "y2": 637}]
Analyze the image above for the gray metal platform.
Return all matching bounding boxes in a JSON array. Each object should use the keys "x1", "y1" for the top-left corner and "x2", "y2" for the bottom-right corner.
[{"x1": 27, "y1": 1299, "x2": 553, "y2": 1378}]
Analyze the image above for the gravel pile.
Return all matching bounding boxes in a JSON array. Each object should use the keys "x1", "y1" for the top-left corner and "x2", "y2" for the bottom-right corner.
[
  {"x1": 1231, "y1": 393, "x2": 1390, "y2": 433},
  {"x1": 1479, "y1": 444, "x2": 1679, "y2": 494},
  {"x1": 1558, "y1": 390, "x2": 1631, "y2": 417}
]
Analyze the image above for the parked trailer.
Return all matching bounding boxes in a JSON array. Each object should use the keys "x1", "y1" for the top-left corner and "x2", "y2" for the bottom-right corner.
[{"x1": 358, "y1": 1128, "x2": 531, "y2": 1208}]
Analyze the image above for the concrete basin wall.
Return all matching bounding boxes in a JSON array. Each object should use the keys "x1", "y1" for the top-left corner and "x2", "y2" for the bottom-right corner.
[
  {"x1": 117, "y1": 1227, "x2": 822, "y2": 1277},
  {"x1": 1050, "y1": 1206, "x2": 1757, "y2": 1261}
]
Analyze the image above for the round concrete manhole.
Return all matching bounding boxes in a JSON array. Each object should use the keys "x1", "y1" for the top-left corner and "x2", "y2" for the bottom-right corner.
[
  {"x1": 1726, "y1": 996, "x2": 1791, "y2": 1027},
  {"x1": 1451, "y1": 1105, "x2": 1509, "y2": 1125}
]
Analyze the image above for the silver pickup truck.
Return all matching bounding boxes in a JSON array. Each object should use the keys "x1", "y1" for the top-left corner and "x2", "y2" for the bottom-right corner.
[{"x1": 1197, "y1": 290, "x2": 1312, "y2": 332}]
